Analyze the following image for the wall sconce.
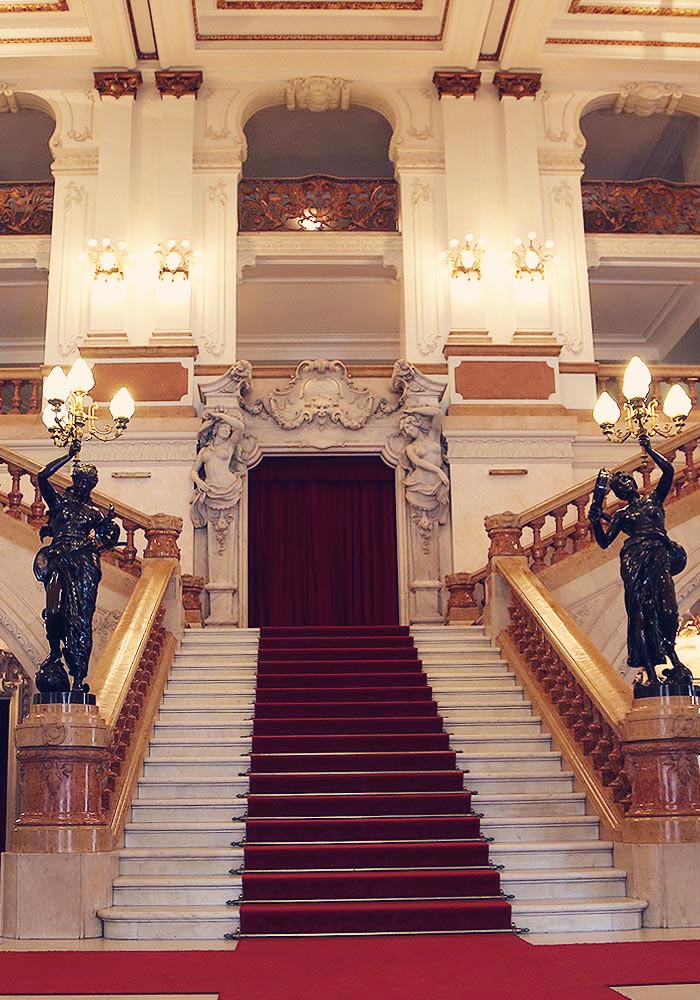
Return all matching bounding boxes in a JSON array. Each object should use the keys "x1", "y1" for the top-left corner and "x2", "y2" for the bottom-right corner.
[
  {"x1": 593, "y1": 355, "x2": 693, "y2": 443},
  {"x1": 42, "y1": 355, "x2": 135, "y2": 448},
  {"x1": 86, "y1": 238, "x2": 128, "y2": 282},
  {"x1": 153, "y1": 238, "x2": 196, "y2": 281},
  {"x1": 513, "y1": 231, "x2": 558, "y2": 281},
  {"x1": 440, "y1": 234, "x2": 487, "y2": 280}
]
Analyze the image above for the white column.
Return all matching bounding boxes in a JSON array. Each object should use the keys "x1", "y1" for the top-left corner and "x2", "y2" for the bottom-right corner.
[
  {"x1": 501, "y1": 93, "x2": 553, "y2": 338},
  {"x1": 395, "y1": 152, "x2": 450, "y2": 363},
  {"x1": 88, "y1": 97, "x2": 135, "y2": 341}
]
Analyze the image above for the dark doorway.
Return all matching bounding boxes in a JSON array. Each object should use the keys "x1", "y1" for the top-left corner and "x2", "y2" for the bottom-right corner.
[
  {"x1": 248, "y1": 455, "x2": 399, "y2": 627},
  {"x1": 0, "y1": 699, "x2": 9, "y2": 853}
]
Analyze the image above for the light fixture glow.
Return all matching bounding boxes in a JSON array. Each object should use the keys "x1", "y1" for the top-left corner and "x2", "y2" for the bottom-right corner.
[
  {"x1": 43, "y1": 365, "x2": 70, "y2": 405},
  {"x1": 663, "y1": 383, "x2": 693, "y2": 421},
  {"x1": 109, "y1": 386, "x2": 136, "y2": 421},
  {"x1": 442, "y1": 233, "x2": 487, "y2": 280},
  {"x1": 66, "y1": 357, "x2": 95, "y2": 395},
  {"x1": 154, "y1": 238, "x2": 194, "y2": 281},
  {"x1": 593, "y1": 391, "x2": 621, "y2": 429},
  {"x1": 593, "y1": 360, "x2": 692, "y2": 444},
  {"x1": 41, "y1": 355, "x2": 135, "y2": 449},
  {"x1": 513, "y1": 232, "x2": 556, "y2": 280},
  {"x1": 622, "y1": 355, "x2": 652, "y2": 401},
  {"x1": 86, "y1": 237, "x2": 127, "y2": 282}
]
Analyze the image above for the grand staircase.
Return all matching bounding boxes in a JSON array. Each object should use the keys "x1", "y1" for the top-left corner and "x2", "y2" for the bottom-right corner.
[{"x1": 98, "y1": 625, "x2": 646, "y2": 940}]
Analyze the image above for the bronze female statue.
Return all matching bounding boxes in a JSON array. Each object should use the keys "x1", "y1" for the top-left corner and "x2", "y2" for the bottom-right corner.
[
  {"x1": 34, "y1": 440, "x2": 120, "y2": 697},
  {"x1": 588, "y1": 434, "x2": 693, "y2": 692}
]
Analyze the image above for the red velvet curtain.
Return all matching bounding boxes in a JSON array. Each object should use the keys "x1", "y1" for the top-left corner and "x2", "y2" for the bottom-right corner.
[{"x1": 248, "y1": 456, "x2": 399, "y2": 627}]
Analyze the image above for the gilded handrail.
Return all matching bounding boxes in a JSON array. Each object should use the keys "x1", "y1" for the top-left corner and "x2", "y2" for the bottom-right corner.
[
  {"x1": 91, "y1": 558, "x2": 176, "y2": 728},
  {"x1": 495, "y1": 558, "x2": 632, "y2": 729}
]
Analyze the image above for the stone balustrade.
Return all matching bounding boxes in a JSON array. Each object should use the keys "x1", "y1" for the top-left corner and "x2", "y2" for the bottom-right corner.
[
  {"x1": 0, "y1": 369, "x2": 43, "y2": 414},
  {"x1": 582, "y1": 178, "x2": 700, "y2": 235}
]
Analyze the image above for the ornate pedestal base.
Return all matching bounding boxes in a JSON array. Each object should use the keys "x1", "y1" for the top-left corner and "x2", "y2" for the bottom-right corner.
[
  {"x1": 622, "y1": 694, "x2": 700, "y2": 844},
  {"x1": 12, "y1": 702, "x2": 110, "y2": 853}
]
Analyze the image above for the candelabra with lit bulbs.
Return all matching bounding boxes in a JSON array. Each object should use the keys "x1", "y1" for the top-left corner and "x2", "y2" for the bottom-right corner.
[
  {"x1": 513, "y1": 231, "x2": 558, "y2": 280},
  {"x1": 440, "y1": 233, "x2": 487, "y2": 280},
  {"x1": 86, "y1": 237, "x2": 128, "y2": 282},
  {"x1": 153, "y1": 238, "x2": 195, "y2": 281},
  {"x1": 593, "y1": 356, "x2": 693, "y2": 444},
  {"x1": 42, "y1": 356, "x2": 135, "y2": 450}
]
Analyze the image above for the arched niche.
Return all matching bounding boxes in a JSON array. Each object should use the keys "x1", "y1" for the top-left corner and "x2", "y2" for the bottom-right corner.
[
  {"x1": 242, "y1": 103, "x2": 394, "y2": 179},
  {"x1": 574, "y1": 90, "x2": 700, "y2": 183},
  {"x1": 0, "y1": 94, "x2": 57, "y2": 182}
]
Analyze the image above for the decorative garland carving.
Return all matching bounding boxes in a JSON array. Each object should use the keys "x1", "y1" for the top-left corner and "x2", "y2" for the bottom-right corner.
[
  {"x1": 582, "y1": 179, "x2": 700, "y2": 235},
  {"x1": 0, "y1": 182, "x2": 53, "y2": 236},
  {"x1": 238, "y1": 176, "x2": 398, "y2": 232},
  {"x1": 432, "y1": 70, "x2": 481, "y2": 100}
]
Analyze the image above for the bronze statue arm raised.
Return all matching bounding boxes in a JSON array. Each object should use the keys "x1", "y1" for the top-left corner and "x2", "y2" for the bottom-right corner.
[
  {"x1": 641, "y1": 434, "x2": 675, "y2": 505},
  {"x1": 37, "y1": 438, "x2": 80, "y2": 511}
]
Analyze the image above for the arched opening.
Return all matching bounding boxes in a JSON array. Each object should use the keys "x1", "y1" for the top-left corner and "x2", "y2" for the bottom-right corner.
[
  {"x1": 581, "y1": 104, "x2": 700, "y2": 366},
  {"x1": 581, "y1": 108, "x2": 700, "y2": 183},
  {"x1": 237, "y1": 103, "x2": 401, "y2": 364},
  {"x1": 0, "y1": 103, "x2": 53, "y2": 388}
]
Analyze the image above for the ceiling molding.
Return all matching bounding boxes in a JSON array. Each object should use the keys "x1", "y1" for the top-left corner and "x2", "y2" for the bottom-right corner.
[
  {"x1": 216, "y1": 1, "x2": 423, "y2": 7},
  {"x1": 568, "y1": 1, "x2": 700, "y2": 16},
  {"x1": 0, "y1": 1, "x2": 68, "y2": 11},
  {"x1": 479, "y1": 0, "x2": 518, "y2": 62},
  {"x1": 190, "y1": 0, "x2": 452, "y2": 42},
  {"x1": 546, "y1": 35, "x2": 700, "y2": 47}
]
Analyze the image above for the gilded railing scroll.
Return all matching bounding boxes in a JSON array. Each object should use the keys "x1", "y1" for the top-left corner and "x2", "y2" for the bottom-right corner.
[
  {"x1": 238, "y1": 176, "x2": 399, "y2": 232},
  {"x1": 582, "y1": 178, "x2": 700, "y2": 235},
  {"x1": 0, "y1": 182, "x2": 54, "y2": 236}
]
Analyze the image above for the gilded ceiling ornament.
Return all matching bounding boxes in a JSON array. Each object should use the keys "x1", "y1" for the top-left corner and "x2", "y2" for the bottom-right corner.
[
  {"x1": 432, "y1": 70, "x2": 481, "y2": 100},
  {"x1": 155, "y1": 70, "x2": 204, "y2": 100},
  {"x1": 493, "y1": 71, "x2": 542, "y2": 101},
  {"x1": 93, "y1": 71, "x2": 143, "y2": 101}
]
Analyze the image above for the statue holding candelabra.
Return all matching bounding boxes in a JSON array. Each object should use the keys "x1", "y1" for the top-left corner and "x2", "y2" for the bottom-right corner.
[{"x1": 590, "y1": 356, "x2": 695, "y2": 696}]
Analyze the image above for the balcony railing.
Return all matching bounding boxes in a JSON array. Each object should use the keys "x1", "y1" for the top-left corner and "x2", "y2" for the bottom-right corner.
[
  {"x1": 238, "y1": 176, "x2": 399, "y2": 233},
  {"x1": 0, "y1": 368, "x2": 42, "y2": 414},
  {"x1": 0, "y1": 181, "x2": 54, "y2": 236},
  {"x1": 597, "y1": 365, "x2": 700, "y2": 412},
  {"x1": 582, "y1": 178, "x2": 700, "y2": 235}
]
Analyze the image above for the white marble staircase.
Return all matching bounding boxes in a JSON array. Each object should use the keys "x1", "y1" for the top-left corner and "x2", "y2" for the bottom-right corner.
[
  {"x1": 413, "y1": 626, "x2": 646, "y2": 934},
  {"x1": 98, "y1": 625, "x2": 647, "y2": 939}
]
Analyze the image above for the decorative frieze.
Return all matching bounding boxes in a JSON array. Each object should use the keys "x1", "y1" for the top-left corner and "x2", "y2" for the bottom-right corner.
[
  {"x1": 493, "y1": 71, "x2": 542, "y2": 101},
  {"x1": 93, "y1": 70, "x2": 142, "y2": 100},
  {"x1": 432, "y1": 70, "x2": 481, "y2": 100},
  {"x1": 155, "y1": 70, "x2": 204, "y2": 100}
]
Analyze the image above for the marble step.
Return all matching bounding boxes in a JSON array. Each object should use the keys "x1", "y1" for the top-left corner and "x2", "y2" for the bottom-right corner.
[
  {"x1": 120, "y1": 847, "x2": 245, "y2": 877},
  {"x1": 157, "y1": 708, "x2": 254, "y2": 725},
  {"x1": 161, "y1": 694, "x2": 256, "y2": 709},
  {"x1": 510, "y1": 898, "x2": 646, "y2": 934},
  {"x1": 480, "y1": 815, "x2": 599, "y2": 842},
  {"x1": 131, "y1": 798, "x2": 247, "y2": 823},
  {"x1": 450, "y1": 735, "x2": 551, "y2": 754},
  {"x1": 490, "y1": 841, "x2": 614, "y2": 870},
  {"x1": 467, "y1": 771, "x2": 574, "y2": 795},
  {"x1": 166, "y1": 681, "x2": 258, "y2": 695},
  {"x1": 153, "y1": 722, "x2": 253, "y2": 740},
  {"x1": 159, "y1": 689, "x2": 527, "y2": 709},
  {"x1": 457, "y1": 751, "x2": 562, "y2": 775},
  {"x1": 423, "y1": 664, "x2": 512, "y2": 677},
  {"x1": 137, "y1": 777, "x2": 248, "y2": 799},
  {"x1": 174, "y1": 654, "x2": 259, "y2": 666},
  {"x1": 446, "y1": 718, "x2": 542, "y2": 736},
  {"x1": 502, "y1": 867, "x2": 627, "y2": 900},
  {"x1": 113, "y1": 876, "x2": 242, "y2": 908},
  {"x1": 171, "y1": 666, "x2": 258, "y2": 679},
  {"x1": 164, "y1": 676, "x2": 517, "y2": 695},
  {"x1": 142, "y1": 757, "x2": 252, "y2": 780},
  {"x1": 99, "y1": 904, "x2": 239, "y2": 940},
  {"x1": 440, "y1": 706, "x2": 535, "y2": 721},
  {"x1": 476, "y1": 792, "x2": 587, "y2": 818},
  {"x1": 124, "y1": 823, "x2": 247, "y2": 850}
]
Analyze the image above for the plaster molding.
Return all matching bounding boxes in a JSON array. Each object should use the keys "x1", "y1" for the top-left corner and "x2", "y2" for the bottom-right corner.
[
  {"x1": 446, "y1": 433, "x2": 575, "y2": 461},
  {"x1": 237, "y1": 231, "x2": 403, "y2": 278},
  {"x1": 193, "y1": 148, "x2": 244, "y2": 172},
  {"x1": 538, "y1": 148, "x2": 584, "y2": 174},
  {"x1": 0, "y1": 235, "x2": 51, "y2": 270},
  {"x1": 286, "y1": 76, "x2": 351, "y2": 112},
  {"x1": 586, "y1": 233, "x2": 700, "y2": 269},
  {"x1": 51, "y1": 149, "x2": 98, "y2": 175},
  {"x1": 393, "y1": 147, "x2": 445, "y2": 171},
  {"x1": 79, "y1": 438, "x2": 198, "y2": 464},
  {"x1": 614, "y1": 81, "x2": 683, "y2": 117}
]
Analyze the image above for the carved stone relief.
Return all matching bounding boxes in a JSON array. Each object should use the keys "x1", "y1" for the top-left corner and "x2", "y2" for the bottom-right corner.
[
  {"x1": 286, "y1": 77, "x2": 351, "y2": 112},
  {"x1": 194, "y1": 359, "x2": 451, "y2": 625},
  {"x1": 0, "y1": 648, "x2": 31, "y2": 720},
  {"x1": 614, "y1": 82, "x2": 683, "y2": 118}
]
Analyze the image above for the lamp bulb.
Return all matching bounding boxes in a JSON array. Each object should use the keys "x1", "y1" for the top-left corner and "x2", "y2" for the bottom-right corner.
[
  {"x1": 43, "y1": 366, "x2": 70, "y2": 405},
  {"x1": 527, "y1": 230, "x2": 537, "y2": 241},
  {"x1": 109, "y1": 386, "x2": 135, "y2": 421},
  {"x1": 622, "y1": 355, "x2": 652, "y2": 401},
  {"x1": 593, "y1": 391, "x2": 621, "y2": 428},
  {"x1": 663, "y1": 383, "x2": 693, "y2": 420},
  {"x1": 66, "y1": 356, "x2": 95, "y2": 394},
  {"x1": 524, "y1": 247, "x2": 541, "y2": 271}
]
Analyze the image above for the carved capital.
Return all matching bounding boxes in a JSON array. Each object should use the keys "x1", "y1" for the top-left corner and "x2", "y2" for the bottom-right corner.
[
  {"x1": 155, "y1": 70, "x2": 204, "y2": 100},
  {"x1": 432, "y1": 70, "x2": 481, "y2": 100},
  {"x1": 494, "y1": 71, "x2": 542, "y2": 101},
  {"x1": 445, "y1": 572, "x2": 480, "y2": 624},
  {"x1": 144, "y1": 513, "x2": 183, "y2": 559},
  {"x1": 182, "y1": 574, "x2": 205, "y2": 628},
  {"x1": 93, "y1": 71, "x2": 142, "y2": 100},
  {"x1": 485, "y1": 511, "x2": 523, "y2": 558}
]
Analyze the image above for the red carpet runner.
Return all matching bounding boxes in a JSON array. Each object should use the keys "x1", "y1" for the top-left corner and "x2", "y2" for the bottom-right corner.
[{"x1": 234, "y1": 626, "x2": 512, "y2": 936}]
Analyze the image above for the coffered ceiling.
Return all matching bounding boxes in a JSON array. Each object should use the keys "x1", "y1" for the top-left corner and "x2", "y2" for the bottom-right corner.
[{"x1": 1, "y1": 0, "x2": 700, "y2": 79}]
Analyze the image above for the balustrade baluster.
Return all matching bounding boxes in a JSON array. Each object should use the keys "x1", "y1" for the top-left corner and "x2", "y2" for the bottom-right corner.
[
  {"x1": 528, "y1": 517, "x2": 547, "y2": 572},
  {"x1": 9, "y1": 380, "x2": 22, "y2": 414},
  {"x1": 28, "y1": 380, "x2": 40, "y2": 413},
  {"x1": 28, "y1": 474, "x2": 45, "y2": 527},
  {"x1": 550, "y1": 506, "x2": 569, "y2": 562},
  {"x1": 681, "y1": 443, "x2": 699, "y2": 493},
  {"x1": 6, "y1": 464, "x2": 25, "y2": 519},
  {"x1": 120, "y1": 519, "x2": 138, "y2": 567},
  {"x1": 573, "y1": 496, "x2": 591, "y2": 551}
]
